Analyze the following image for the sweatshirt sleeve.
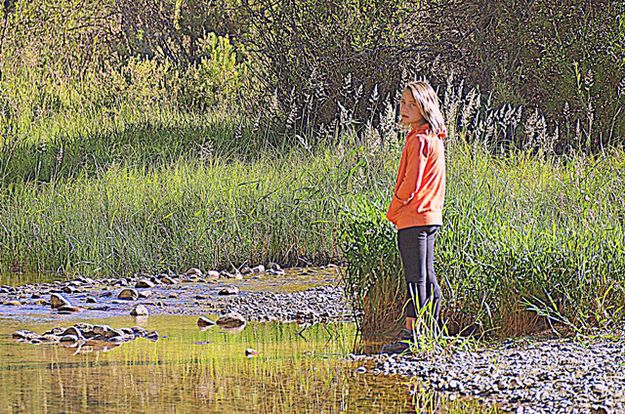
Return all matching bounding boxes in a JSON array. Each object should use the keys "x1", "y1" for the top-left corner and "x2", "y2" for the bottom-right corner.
[{"x1": 393, "y1": 135, "x2": 429, "y2": 205}]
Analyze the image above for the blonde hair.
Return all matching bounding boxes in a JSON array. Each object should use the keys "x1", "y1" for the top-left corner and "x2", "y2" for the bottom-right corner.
[{"x1": 404, "y1": 81, "x2": 446, "y2": 136}]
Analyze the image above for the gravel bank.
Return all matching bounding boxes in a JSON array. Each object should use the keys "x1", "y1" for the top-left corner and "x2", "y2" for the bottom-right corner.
[{"x1": 360, "y1": 335, "x2": 625, "y2": 413}]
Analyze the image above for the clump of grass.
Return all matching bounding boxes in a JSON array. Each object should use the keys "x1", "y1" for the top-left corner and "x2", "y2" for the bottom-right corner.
[{"x1": 340, "y1": 139, "x2": 625, "y2": 338}]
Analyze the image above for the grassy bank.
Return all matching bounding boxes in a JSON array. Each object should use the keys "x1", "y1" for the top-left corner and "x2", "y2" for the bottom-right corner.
[{"x1": 1, "y1": 104, "x2": 624, "y2": 336}]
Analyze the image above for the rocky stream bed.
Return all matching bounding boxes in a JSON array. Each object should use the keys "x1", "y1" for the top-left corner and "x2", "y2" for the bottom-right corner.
[{"x1": 2, "y1": 265, "x2": 624, "y2": 413}]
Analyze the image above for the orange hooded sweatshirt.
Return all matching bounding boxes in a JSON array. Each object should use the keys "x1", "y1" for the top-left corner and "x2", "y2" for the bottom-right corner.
[{"x1": 386, "y1": 124, "x2": 446, "y2": 230}]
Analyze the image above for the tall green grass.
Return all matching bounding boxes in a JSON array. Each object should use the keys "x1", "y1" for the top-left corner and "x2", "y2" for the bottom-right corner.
[
  {"x1": 0, "y1": 149, "x2": 350, "y2": 276},
  {"x1": 340, "y1": 139, "x2": 625, "y2": 337}
]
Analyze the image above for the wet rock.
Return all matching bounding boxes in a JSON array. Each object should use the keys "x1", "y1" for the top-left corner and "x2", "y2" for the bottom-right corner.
[
  {"x1": 216, "y1": 312, "x2": 246, "y2": 328},
  {"x1": 206, "y1": 270, "x2": 220, "y2": 280},
  {"x1": 218, "y1": 286, "x2": 239, "y2": 296},
  {"x1": 60, "y1": 334, "x2": 79, "y2": 343},
  {"x1": 118, "y1": 288, "x2": 139, "y2": 300},
  {"x1": 93, "y1": 325, "x2": 123, "y2": 339},
  {"x1": 267, "y1": 262, "x2": 281, "y2": 271},
  {"x1": 61, "y1": 327, "x2": 85, "y2": 341},
  {"x1": 168, "y1": 293, "x2": 178, "y2": 298},
  {"x1": 86, "y1": 296, "x2": 98, "y2": 303},
  {"x1": 50, "y1": 293, "x2": 72, "y2": 309},
  {"x1": 161, "y1": 276, "x2": 178, "y2": 284},
  {"x1": 197, "y1": 316, "x2": 216, "y2": 327},
  {"x1": 135, "y1": 279, "x2": 155, "y2": 288},
  {"x1": 43, "y1": 327, "x2": 64, "y2": 336},
  {"x1": 5, "y1": 300, "x2": 22, "y2": 306},
  {"x1": 130, "y1": 305, "x2": 149, "y2": 316},
  {"x1": 62, "y1": 285, "x2": 77, "y2": 294},
  {"x1": 138, "y1": 290, "x2": 153, "y2": 299},
  {"x1": 12, "y1": 330, "x2": 39, "y2": 341},
  {"x1": 131, "y1": 326, "x2": 148, "y2": 337},
  {"x1": 185, "y1": 268, "x2": 203, "y2": 277},
  {"x1": 245, "y1": 348, "x2": 258, "y2": 358},
  {"x1": 57, "y1": 305, "x2": 81, "y2": 313},
  {"x1": 146, "y1": 331, "x2": 159, "y2": 341}
]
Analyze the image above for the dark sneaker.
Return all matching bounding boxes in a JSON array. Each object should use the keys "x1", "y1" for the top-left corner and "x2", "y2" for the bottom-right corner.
[{"x1": 380, "y1": 340, "x2": 411, "y2": 355}]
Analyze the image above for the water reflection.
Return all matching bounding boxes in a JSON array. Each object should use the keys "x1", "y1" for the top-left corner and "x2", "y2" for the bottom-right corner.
[{"x1": 0, "y1": 316, "x2": 497, "y2": 413}]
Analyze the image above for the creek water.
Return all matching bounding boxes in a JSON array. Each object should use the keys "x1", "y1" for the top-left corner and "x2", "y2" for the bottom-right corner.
[{"x1": 0, "y1": 270, "x2": 497, "y2": 413}]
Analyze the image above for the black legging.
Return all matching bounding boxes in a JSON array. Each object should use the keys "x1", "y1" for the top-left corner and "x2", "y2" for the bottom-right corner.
[{"x1": 397, "y1": 225, "x2": 441, "y2": 321}]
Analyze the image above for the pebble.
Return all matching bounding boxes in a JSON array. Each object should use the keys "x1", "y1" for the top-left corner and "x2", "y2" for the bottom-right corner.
[{"x1": 130, "y1": 305, "x2": 149, "y2": 316}]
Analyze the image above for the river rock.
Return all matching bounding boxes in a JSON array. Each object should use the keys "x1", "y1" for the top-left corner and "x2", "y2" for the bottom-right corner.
[
  {"x1": 131, "y1": 326, "x2": 148, "y2": 337},
  {"x1": 135, "y1": 279, "x2": 155, "y2": 288},
  {"x1": 130, "y1": 305, "x2": 149, "y2": 316},
  {"x1": 12, "y1": 330, "x2": 39, "y2": 341},
  {"x1": 62, "y1": 327, "x2": 85, "y2": 340},
  {"x1": 240, "y1": 265, "x2": 252, "y2": 275},
  {"x1": 57, "y1": 305, "x2": 81, "y2": 313},
  {"x1": 50, "y1": 293, "x2": 72, "y2": 309},
  {"x1": 5, "y1": 300, "x2": 22, "y2": 306},
  {"x1": 92, "y1": 325, "x2": 123, "y2": 339},
  {"x1": 267, "y1": 262, "x2": 281, "y2": 271},
  {"x1": 146, "y1": 331, "x2": 159, "y2": 341},
  {"x1": 252, "y1": 265, "x2": 265, "y2": 273},
  {"x1": 86, "y1": 296, "x2": 97, "y2": 303},
  {"x1": 197, "y1": 316, "x2": 216, "y2": 327},
  {"x1": 218, "y1": 286, "x2": 239, "y2": 296},
  {"x1": 185, "y1": 268, "x2": 203, "y2": 277},
  {"x1": 62, "y1": 285, "x2": 77, "y2": 294},
  {"x1": 138, "y1": 290, "x2": 153, "y2": 299},
  {"x1": 216, "y1": 312, "x2": 246, "y2": 328},
  {"x1": 60, "y1": 334, "x2": 79, "y2": 343},
  {"x1": 161, "y1": 276, "x2": 177, "y2": 284},
  {"x1": 118, "y1": 288, "x2": 139, "y2": 300}
]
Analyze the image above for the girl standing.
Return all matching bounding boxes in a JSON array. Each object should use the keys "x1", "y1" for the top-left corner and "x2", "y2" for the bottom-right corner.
[{"x1": 382, "y1": 81, "x2": 447, "y2": 354}]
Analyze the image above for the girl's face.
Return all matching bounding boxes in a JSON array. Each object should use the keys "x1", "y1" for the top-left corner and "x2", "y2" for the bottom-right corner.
[{"x1": 400, "y1": 89, "x2": 425, "y2": 129}]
